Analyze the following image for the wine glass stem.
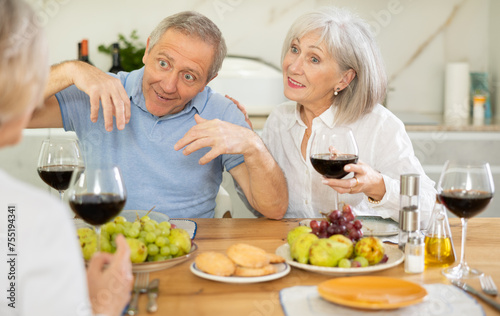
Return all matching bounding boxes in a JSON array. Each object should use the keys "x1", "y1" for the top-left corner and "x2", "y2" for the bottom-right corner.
[
  {"x1": 334, "y1": 191, "x2": 339, "y2": 210},
  {"x1": 459, "y1": 217, "x2": 468, "y2": 266},
  {"x1": 95, "y1": 225, "x2": 101, "y2": 252},
  {"x1": 58, "y1": 190, "x2": 64, "y2": 201}
]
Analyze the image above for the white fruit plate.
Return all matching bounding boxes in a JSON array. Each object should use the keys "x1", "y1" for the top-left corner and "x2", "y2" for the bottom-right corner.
[{"x1": 275, "y1": 243, "x2": 404, "y2": 276}]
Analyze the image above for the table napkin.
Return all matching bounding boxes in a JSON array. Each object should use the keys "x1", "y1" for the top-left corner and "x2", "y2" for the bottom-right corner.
[{"x1": 280, "y1": 284, "x2": 484, "y2": 316}]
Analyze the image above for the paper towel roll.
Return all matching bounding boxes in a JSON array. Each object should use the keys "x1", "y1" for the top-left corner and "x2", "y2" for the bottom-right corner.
[{"x1": 444, "y1": 62, "x2": 470, "y2": 125}]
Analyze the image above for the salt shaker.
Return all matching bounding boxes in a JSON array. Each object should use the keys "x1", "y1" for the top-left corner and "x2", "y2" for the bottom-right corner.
[
  {"x1": 405, "y1": 232, "x2": 425, "y2": 273},
  {"x1": 398, "y1": 174, "x2": 420, "y2": 251}
]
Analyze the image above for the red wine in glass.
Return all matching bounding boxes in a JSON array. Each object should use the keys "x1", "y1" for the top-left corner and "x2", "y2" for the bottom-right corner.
[
  {"x1": 69, "y1": 193, "x2": 126, "y2": 226},
  {"x1": 311, "y1": 153, "x2": 359, "y2": 179},
  {"x1": 438, "y1": 189, "x2": 493, "y2": 219},
  {"x1": 437, "y1": 160, "x2": 494, "y2": 279},
  {"x1": 310, "y1": 127, "x2": 359, "y2": 210},
  {"x1": 37, "y1": 138, "x2": 84, "y2": 200},
  {"x1": 37, "y1": 165, "x2": 81, "y2": 192},
  {"x1": 67, "y1": 165, "x2": 127, "y2": 252}
]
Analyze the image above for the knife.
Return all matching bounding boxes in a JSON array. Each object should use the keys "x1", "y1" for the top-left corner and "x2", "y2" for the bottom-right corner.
[
  {"x1": 452, "y1": 280, "x2": 500, "y2": 312},
  {"x1": 147, "y1": 278, "x2": 159, "y2": 313}
]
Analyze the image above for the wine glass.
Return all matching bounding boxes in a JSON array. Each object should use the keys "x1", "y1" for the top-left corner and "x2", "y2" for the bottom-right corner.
[
  {"x1": 437, "y1": 160, "x2": 494, "y2": 279},
  {"x1": 37, "y1": 138, "x2": 84, "y2": 200},
  {"x1": 310, "y1": 126, "x2": 359, "y2": 210},
  {"x1": 67, "y1": 164, "x2": 127, "y2": 251}
]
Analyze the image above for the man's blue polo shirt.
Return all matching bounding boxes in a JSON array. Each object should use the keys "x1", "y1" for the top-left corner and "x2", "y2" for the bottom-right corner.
[{"x1": 56, "y1": 67, "x2": 248, "y2": 218}]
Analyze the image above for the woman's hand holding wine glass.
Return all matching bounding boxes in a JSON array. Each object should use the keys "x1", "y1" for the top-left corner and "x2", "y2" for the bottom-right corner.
[
  {"x1": 310, "y1": 126, "x2": 359, "y2": 209},
  {"x1": 438, "y1": 160, "x2": 494, "y2": 279}
]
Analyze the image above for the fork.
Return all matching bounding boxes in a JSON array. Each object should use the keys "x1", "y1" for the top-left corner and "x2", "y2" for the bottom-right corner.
[
  {"x1": 451, "y1": 280, "x2": 500, "y2": 312},
  {"x1": 127, "y1": 272, "x2": 150, "y2": 315},
  {"x1": 480, "y1": 275, "x2": 498, "y2": 296}
]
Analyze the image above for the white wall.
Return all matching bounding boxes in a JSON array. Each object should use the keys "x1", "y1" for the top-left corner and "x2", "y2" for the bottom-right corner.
[{"x1": 28, "y1": 0, "x2": 497, "y2": 118}]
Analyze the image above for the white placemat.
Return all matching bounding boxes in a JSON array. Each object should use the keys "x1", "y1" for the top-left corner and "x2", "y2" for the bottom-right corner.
[{"x1": 280, "y1": 284, "x2": 484, "y2": 316}]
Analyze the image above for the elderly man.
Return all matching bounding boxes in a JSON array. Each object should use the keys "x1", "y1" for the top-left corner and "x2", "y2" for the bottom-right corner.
[{"x1": 29, "y1": 11, "x2": 287, "y2": 219}]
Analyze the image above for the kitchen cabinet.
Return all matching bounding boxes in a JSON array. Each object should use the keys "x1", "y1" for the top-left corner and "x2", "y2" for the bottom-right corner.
[{"x1": 407, "y1": 129, "x2": 500, "y2": 218}]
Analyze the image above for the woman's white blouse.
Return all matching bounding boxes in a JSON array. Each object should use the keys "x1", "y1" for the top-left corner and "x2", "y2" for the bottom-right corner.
[{"x1": 262, "y1": 101, "x2": 436, "y2": 224}]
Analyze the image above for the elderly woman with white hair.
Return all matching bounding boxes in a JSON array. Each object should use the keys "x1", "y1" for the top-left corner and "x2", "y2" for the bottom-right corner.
[
  {"x1": 0, "y1": 0, "x2": 132, "y2": 315},
  {"x1": 251, "y1": 7, "x2": 436, "y2": 223}
]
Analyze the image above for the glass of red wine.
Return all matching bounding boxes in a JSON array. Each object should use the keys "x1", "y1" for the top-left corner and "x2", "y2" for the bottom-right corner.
[
  {"x1": 67, "y1": 164, "x2": 127, "y2": 251},
  {"x1": 37, "y1": 138, "x2": 84, "y2": 201},
  {"x1": 437, "y1": 160, "x2": 494, "y2": 279},
  {"x1": 310, "y1": 126, "x2": 359, "y2": 210}
]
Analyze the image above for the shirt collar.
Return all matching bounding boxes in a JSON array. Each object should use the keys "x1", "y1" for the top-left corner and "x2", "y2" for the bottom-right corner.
[
  {"x1": 288, "y1": 102, "x2": 337, "y2": 130},
  {"x1": 126, "y1": 67, "x2": 148, "y2": 113}
]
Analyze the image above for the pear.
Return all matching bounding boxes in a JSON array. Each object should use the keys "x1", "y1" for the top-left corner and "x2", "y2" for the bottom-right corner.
[
  {"x1": 309, "y1": 239, "x2": 350, "y2": 267},
  {"x1": 291, "y1": 233, "x2": 318, "y2": 264},
  {"x1": 354, "y1": 237, "x2": 385, "y2": 265},
  {"x1": 287, "y1": 226, "x2": 313, "y2": 246},
  {"x1": 329, "y1": 234, "x2": 354, "y2": 258}
]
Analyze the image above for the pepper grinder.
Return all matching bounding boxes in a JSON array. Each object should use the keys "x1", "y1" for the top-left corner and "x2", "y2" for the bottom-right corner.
[{"x1": 398, "y1": 174, "x2": 420, "y2": 251}]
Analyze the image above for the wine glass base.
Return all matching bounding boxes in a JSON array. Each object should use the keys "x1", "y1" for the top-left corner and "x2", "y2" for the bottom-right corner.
[{"x1": 442, "y1": 263, "x2": 484, "y2": 280}]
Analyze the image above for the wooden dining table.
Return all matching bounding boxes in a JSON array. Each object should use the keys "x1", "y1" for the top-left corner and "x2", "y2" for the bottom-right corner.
[{"x1": 136, "y1": 217, "x2": 500, "y2": 316}]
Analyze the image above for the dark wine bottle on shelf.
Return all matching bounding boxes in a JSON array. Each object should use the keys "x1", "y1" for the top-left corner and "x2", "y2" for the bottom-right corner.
[
  {"x1": 79, "y1": 39, "x2": 93, "y2": 65},
  {"x1": 109, "y1": 43, "x2": 124, "y2": 74}
]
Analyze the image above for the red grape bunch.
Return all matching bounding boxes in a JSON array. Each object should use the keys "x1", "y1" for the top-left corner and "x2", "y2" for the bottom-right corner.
[{"x1": 309, "y1": 204, "x2": 363, "y2": 242}]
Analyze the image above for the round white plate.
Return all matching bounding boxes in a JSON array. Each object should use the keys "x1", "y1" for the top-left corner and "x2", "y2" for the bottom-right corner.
[
  {"x1": 275, "y1": 243, "x2": 403, "y2": 276},
  {"x1": 358, "y1": 217, "x2": 399, "y2": 237},
  {"x1": 190, "y1": 262, "x2": 291, "y2": 283},
  {"x1": 299, "y1": 217, "x2": 399, "y2": 237}
]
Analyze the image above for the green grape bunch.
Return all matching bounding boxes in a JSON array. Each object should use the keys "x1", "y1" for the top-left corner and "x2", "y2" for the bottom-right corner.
[{"x1": 76, "y1": 213, "x2": 192, "y2": 263}]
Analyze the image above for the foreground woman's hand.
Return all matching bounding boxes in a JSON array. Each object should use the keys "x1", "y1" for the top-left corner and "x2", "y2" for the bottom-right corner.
[
  {"x1": 321, "y1": 161, "x2": 386, "y2": 201},
  {"x1": 87, "y1": 234, "x2": 133, "y2": 316}
]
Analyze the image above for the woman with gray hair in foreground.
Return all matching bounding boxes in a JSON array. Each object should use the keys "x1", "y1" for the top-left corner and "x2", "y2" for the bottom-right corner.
[
  {"x1": 234, "y1": 7, "x2": 435, "y2": 224},
  {"x1": 0, "y1": 0, "x2": 132, "y2": 315}
]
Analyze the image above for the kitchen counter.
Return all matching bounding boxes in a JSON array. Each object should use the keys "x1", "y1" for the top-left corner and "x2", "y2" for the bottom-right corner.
[
  {"x1": 250, "y1": 113, "x2": 500, "y2": 132},
  {"x1": 405, "y1": 124, "x2": 500, "y2": 131},
  {"x1": 405, "y1": 119, "x2": 500, "y2": 132}
]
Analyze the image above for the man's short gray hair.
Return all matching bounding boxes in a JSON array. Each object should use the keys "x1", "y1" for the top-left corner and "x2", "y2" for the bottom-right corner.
[{"x1": 149, "y1": 11, "x2": 227, "y2": 82}]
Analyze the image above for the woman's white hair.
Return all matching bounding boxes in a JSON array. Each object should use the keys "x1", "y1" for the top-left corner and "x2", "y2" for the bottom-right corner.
[
  {"x1": 148, "y1": 11, "x2": 227, "y2": 82},
  {"x1": 0, "y1": 0, "x2": 49, "y2": 123},
  {"x1": 281, "y1": 7, "x2": 387, "y2": 124}
]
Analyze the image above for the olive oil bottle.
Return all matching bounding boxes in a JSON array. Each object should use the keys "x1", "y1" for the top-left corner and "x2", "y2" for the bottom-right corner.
[{"x1": 424, "y1": 197, "x2": 456, "y2": 267}]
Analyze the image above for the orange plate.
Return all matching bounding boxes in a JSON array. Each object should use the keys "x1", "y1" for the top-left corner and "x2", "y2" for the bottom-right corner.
[{"x1": 318, "y1": 276, "x2": 427, "y2": 310}]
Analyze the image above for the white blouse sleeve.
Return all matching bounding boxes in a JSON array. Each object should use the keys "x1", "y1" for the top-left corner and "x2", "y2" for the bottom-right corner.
[{"x1": 359, "y1": 110, "x2": 436, "y2": 226}]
